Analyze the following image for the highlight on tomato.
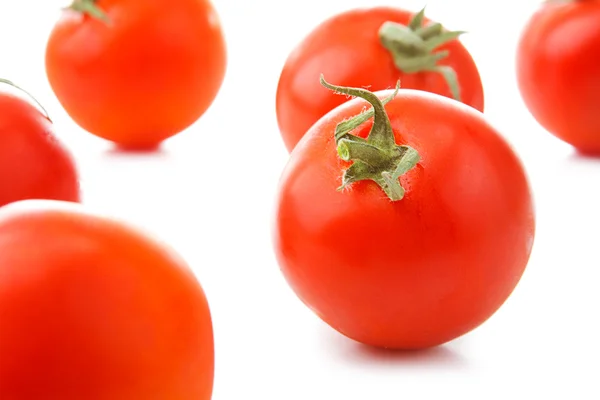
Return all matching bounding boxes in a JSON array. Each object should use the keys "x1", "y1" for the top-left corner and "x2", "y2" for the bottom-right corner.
[
  {"x1": 45, "y1": 0, "x2": 227, "y2": 150},
  {"x1": 275, "y1": 6, "x2": 484, "y2": 152},
  {"x1": 516, "y1": 0, "x2": 600, "y2": 154},
  {"x1": 0, "y1": 79, "x2": 79, "y2": 208},
  {"x1": 273, "y1": 77, "x2": 534, "y2": 349},
  {"x1": 0, "y1": 200, "x2": 214, "y2": 399}
]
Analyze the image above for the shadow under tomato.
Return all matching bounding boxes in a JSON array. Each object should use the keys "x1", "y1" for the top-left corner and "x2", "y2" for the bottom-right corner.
[
  {"x1": 569, "y1": 149, "x2": 600, "y2": 163},
  {"x1": 103, "y1": 144, "x2": 171, "y2": 159},
  {"x1": 317, "y1": 324, "x2": 469, "y2": 370}
]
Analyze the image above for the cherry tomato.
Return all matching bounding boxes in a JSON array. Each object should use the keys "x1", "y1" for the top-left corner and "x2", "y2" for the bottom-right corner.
[
  {"x1": 45, "y1": 0, "x2": 227, "y2": 150},
  {"x1": 516, "y1": 0, "x2": 600, "y2": 154},
  {"x1": 0, "y1": 81, "x2": 79, "y2": 208},
  {"x1": 276, "y1": 6, "x2": 484, "y2": 152},
  {"x1": 0, "y1": 200, "x2": 214, "y2": 399},
  {"x1": 273, "y1": 78, "x2": 534, "y2": 349}
]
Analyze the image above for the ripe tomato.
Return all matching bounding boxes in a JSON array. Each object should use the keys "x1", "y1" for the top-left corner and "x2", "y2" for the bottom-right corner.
[
  {"x1": 45, "y1": 0, "x2": 227, "y2": 149},
  {"x1": 276, "y1": 6, "x2": 484, "y2": 152},
  {"x1": 273, "y1": 78, "x2": 534, "y2": 349},
  {"x1": 516, "y1": 0, "x2": 600, "y2": 154},
  {"x1": 0, "y1": 200, "x2": 214, "y2": 399},
  {"x1": 0, "y1": 81, "x2": 79, "y2": 207}
]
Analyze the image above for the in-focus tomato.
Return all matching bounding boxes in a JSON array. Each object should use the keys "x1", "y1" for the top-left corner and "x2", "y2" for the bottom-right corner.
[
  {"x1": 0, "y1": 200, "x2": 214, "y2": 399},
  {"x1": 273, "y1": 78, "x2": 534, "y2": 349},
  {"x1": 517, "y1": 0, "x2": 600, "y2": 154},
  {"x1": 45, "y1": 0, "x2": 227, "y2": 150},
  {"x1": 276, "y1": 6, "x2": 484, "y2": 152},
  {"x1": 0, "y1": 80, "x2": 79, "y2": 208}
]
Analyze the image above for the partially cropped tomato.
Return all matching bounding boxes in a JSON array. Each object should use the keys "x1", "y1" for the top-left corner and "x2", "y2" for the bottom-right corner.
[
  {"x1": 517, "y1": 0, "x2": 600, "y2": 154},
  {"x1": 276, "y1": 6, "x2": 484, "y2": 152},
  {"x1": 273, "y1": 78, "x2": 534, "y2": 349},
  {"x1": 45, "y1": 0, "x2": 227, "y2": 149},
  {"x1": 0, "y1": 80, "x2": 79, "y2": 207},
  {"x1": 0, "y1": 200, "x2": 214, "y2": 399}
]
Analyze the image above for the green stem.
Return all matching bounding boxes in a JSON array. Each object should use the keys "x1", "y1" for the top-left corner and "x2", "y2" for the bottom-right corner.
[
  {"x1": 337, "y1": 139, "x2": 389, "y2": 166},
  {"x1": 333, "y1": 86, "x2": 399, "y2": 143},
  {"x1": 320, "y1": 75, "x2": 420, "y2": 201},
  {"x1": 416, "y1": 22, "x2": 443, "y2": 40},
  {"x1": 320, "y1": 76, "x2": 395, "y2": 148},
  {"x1": 379, "y1": 22, "x2": 426, "y2": 55},
  {"x1": 408, "y1": 7, "x2": 426, "y2": 30},
  {"x1": 389, "y1": 146, "x2": 420, "y2": 179},
  {"x1": 68, "y1": 0, "x2": 109, "y2": 22},
  {"x1": 378, "y1": 7, "x2": 465, "y2": 102},
  {"x1": 0, "y1": 79, "x2": 51, "y2": 121}
]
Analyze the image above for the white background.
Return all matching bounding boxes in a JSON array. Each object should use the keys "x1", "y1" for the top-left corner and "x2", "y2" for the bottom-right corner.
[{"x1": 1, "y1": 0, "x2": 599, "y2": 398}]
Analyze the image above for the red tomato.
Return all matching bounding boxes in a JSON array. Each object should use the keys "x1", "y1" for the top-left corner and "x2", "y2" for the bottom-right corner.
[
  {"x1": 0, "y1": 82, "x2": 79, "y2": 207},
  {"x1": 0, "y1": 200, "x2": 214, "y2": 399},
  {"x1": 45, "y1": 0, "x2": 227, "y2": 150},
  {"x1": 516, "y1": 0, "x2": 600, "y2": 154},
  {"x1": 273, "y1": 78, "x2": 534, "y2": 349},
  {"x1": 276, "y1": 6, "x2": 484, "y2": 152}
]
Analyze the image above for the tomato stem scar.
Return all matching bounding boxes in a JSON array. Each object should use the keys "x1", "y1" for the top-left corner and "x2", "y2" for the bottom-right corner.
[
  {"x1": 378, "y1": 7, "x2": 464, "y2": 101},
  {"x1": 68, "y1": 0, "x2": 110, "y2": 23},
  {"x1": 0, "y1": 78, "x2": 51, "y2": 121},
  {"x1": 320, "y1": 75, "x2": 420, "y2": 201}
]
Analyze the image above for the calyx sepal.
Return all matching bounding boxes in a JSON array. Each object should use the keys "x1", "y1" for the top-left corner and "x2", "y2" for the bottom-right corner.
[
  {"x1": 68, "y1": 0, "x2": 109, "y2": 22},
  {"x1": 320, "y1": 75, "x2": 420, "y2": 201},
  {"x1": 379, "y1": 7, "x2": 464, "y2": 101}
]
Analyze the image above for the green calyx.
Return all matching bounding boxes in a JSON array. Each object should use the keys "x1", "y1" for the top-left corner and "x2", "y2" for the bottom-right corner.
[
  {"x1": 0, "y1": 78, "x2": 51, "y2": 121},
  {"x1": 379, "y1": 7, "x2": 465, "y2": 101},
  {"x1": 320, "y1": 75, "x2": 420, "y2": 201},
  {"x1": 68, "y1": 0, "x2": 109, "y2": 22}
]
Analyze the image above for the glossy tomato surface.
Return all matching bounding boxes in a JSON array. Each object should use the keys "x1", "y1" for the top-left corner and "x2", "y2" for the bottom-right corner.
[
  {"x1": 274, "y1": 90, "x2": 534, "y2": 349},
  {"x1": 45, "y1": 0, "x2": 227, "y2": 149},
  {"x1": 276, "y1": 6, "x2": 484, "y2": 152},
  {"x1": 0, "y1": 90, "x2": 79, "y2": 207},
  {"x1": 0, "y1": 201, "x2": 214, "y2": 399},
  {"x1": 517, "y1": 0, "x2": 600, "y2": 153}
]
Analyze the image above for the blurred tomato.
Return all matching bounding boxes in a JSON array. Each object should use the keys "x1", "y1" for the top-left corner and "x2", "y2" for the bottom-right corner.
[
  {"x1": 0, "y1": 200, "x2": 214, "y2": 399},
  {"x1": 45, "y1": 0, "x2": 227, "y2": 149},
  {"x1": 0, "y1": 81, "x2": 79, "y2": 207},
  {"x1": 517, "y1": 0, "x2": 600, "y2": 153}
]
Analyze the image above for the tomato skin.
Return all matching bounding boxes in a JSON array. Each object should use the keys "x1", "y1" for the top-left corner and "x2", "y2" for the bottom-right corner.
[
  {"x1": 0, "y1": 92, "x2": 79, "y2": 207},
  {"x1": 0, "y1": 201, "x2": 214, "y2": 399},
  {"x1": 274, "y1": 91, "x2": 534, "y2": 349},
  {"x1": 45, "y1": 0, "x2": 227, "y2": 149},
  {"x1": 276, "y1": 6, "x2": 484, "y2": 152},
  {"x1": 516, "y1": 1, "x2": 600, "y2": 153}
]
